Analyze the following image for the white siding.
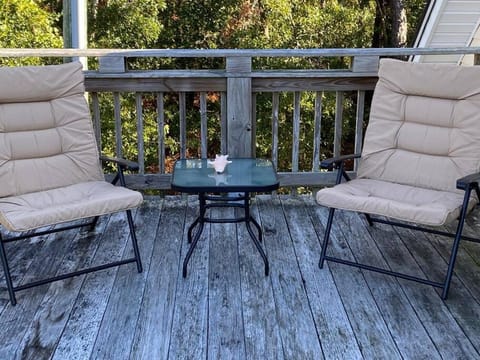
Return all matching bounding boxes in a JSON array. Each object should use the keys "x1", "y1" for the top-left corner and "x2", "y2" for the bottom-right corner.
[{"x1": 413, "y1": 0, "x2": 480, "y2": 63}]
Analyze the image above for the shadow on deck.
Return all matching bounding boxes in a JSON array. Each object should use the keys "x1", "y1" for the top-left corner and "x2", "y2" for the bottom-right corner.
[{"x1": 1, "y1": 195, "x2": 480, "y2": 359}]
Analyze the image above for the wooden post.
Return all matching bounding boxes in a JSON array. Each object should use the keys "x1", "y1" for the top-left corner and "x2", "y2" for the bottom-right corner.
[
  {"x1": 63, "y1": 0, "x2": 88, "y2": 69},
  {"x1": 226, "y1": 57, "x2": 252, "y2": 157},
  {"x1": 351, "y1": 56, "x2": 379, "y2": 73}
]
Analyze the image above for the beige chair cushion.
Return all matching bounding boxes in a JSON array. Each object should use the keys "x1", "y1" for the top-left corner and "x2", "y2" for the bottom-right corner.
[
  {"x1": 316, "y1": 179, "x2": 475, "y2": 226},
  {"x1": 0, "y1": 62, "x2": 143, "y2": 232},
  {"x1": 316, "y1": 59, "x2": 480, "y2": 226},
  {"x1": 0, "y1": 62, "x2": 104, "y2": 198},
  {"x1": 358, "y1": 59, "x2": 480, "y2": 192},
  {"x1": 0, "y1": 181, "x2": 143, "y2": 232}
]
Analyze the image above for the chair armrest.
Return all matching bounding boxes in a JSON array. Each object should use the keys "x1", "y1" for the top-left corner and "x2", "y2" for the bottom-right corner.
[
  {"x1": 321, "y1": 153, "x2": 361, "y2": 170},
  {"x1": 457, "y1": 172, "x2": 480, "y2": 190},
  {"x1": 100, "y1": 155, "x2": 139, "y2": 171}
]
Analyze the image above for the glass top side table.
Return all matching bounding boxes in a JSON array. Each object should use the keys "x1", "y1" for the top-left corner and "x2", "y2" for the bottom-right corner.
[{"x1": 171, "y1": 158, "x2": 279, "y2": 277}]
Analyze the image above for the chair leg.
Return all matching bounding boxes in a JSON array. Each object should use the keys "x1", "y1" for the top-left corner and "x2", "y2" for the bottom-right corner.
[
  {"x1": 0, "y1": 236, "x2": 16, "y2": 306},
  {"x1": 87, "y1": 216, "x2": 100, "y2": 232},
  {"x1": 319, "y1": 208, "x2": 335, "y2": 269},
  {"x1": 441, "y1": 189, "x2": 471, "y2": 300},
  {"x1": 126, "y1": 210, "x2": 143, "y2": 273},
  {"x1": 364, "y1": 213, "x2": 374, "y2": 226}
]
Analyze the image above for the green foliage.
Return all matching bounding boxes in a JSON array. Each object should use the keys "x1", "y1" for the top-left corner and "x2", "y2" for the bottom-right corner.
[
  {"x1": 2, "y1": 0, "x2": 426, "y2": 175},
  {"x1": 240, "y1": 0, "x2": 375, "y2": 50},
  {"x1": 0, "y1": 0, "x2": 62, "y2": 65},
  {"x1": 405, "y1": 0, "x2": 428, "y2": 46},
  {"x1": 88, "y1": 0, "x2": 165, "y2": 49}
]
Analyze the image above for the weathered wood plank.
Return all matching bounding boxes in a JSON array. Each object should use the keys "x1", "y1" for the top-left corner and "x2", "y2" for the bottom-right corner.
[
  {"x1": 271, "y1": 92, "x2": 279, "y2": 169},
  {"x1": 3, "y1": 195, "x2": 480, "y2": 359},
  {"x1": 0, "y1": 230, "x2": 53, "y2": 312},
  {"x1": 333, "y1": 92, "x2": 344, "y2": 158},
  {"x1": 88, "y1": 199, "x2": 163, "y2": 359},
  {"x1": 200, "y1": 92, "x2": 208, "y2": 158},
  {"x1": 156, "y1": 92, "x2": 166, "y2": 173},
  {"x1": 292, "y1": 92, "x2": 301, "y2": 173},
  {"x1": 136, "y1": 93, "x2": 145, "y2": 174},
  {"x1": 129, "y1": 197, "x2": 186, "y2": 359},
  {"x1": 50, "y1": 212, "x2": 134, "y2": 360},
  {"x1": 179, "y1": 92, "x2": 187, "y2": 159},
  {"x1": 257, "y1": 195, "x2": 323, "y2": 358},
  {"x1": 236, "y1": 202, "x2": 284, "y2": 360},
  {"x1": 251, "y1": 93, "x2": 257, "y2": 158},
  {"x1": 252, "y1": 77, "x2": 377, "y2": 92},
  {"x1": 220, "y1": 92, "x2": 227, "y2": 154},
  {"x1": 98, "y1": 56, "x2": 126, "y2": 73},
  {"x1": 336, "y1": 211, "x2": 442, "y2": 358},
  {"x1": 309, "y1": 205, "x2": 403, "y2": 359},
  {"x1": 282, "y1": 196, "x2": 363, "y2": 359},
  {"x1": 340, "y1": 210, "x2": 467, "y2": 359},
  {"x1": 168, "y1": 196, "x2": 209, "y2": 359},
  {"x1": 0, "y1": 225, "x2": 83, "y2": 359},
  {"x1": 207, "y1": 207, "x2": 246, "y2": 359},
  {"x1": 5, "y1": 46, "x2": 480, "y2": 59},
  {"x1": 393, "y1": 222, "x2": 480, "y2": 353},
  {"x1": 91, "y1": 93, "x2": 101, "y2": 151},
  {"x1": 312, "y1": 91, "x2": 322, "y2": 171},
  {"x1": 13, "y1": 216, "x2": 110, "y2": 360},
  {"x1": 351, "y1": 56, "x2": 379, "y2": 73},
  {"x1": 85, "y1": 77, "x2": 227, "y2": 93},
  {"x1": 227, "y1": 57, "x2": 252, "y2": 157},
  {"x1": 113, "y1": 92, "x2": 122, "y2": 158}
]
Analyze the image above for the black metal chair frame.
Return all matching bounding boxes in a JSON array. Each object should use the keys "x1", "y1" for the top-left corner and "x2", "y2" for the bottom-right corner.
[
  {"x1": 0, "y1": 157, "x2": 143, "y2": 306},
  {"x1": 319, "y1": 153, "x2": 480, "y2": 300}
]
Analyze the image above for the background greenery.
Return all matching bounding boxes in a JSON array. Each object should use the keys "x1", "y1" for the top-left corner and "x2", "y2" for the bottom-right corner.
[{"x1": 0, "y1": 0, "x2": 427, "y2": 173}]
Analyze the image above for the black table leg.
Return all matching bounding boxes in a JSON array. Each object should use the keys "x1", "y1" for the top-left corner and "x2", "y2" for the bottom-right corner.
[
  {"x1": 183, "y1": 193, "x2": 207, "y2": 277},
  {"x1": 244, "y1": 193, "x2": 269, "y2": 275},
  {"x1": 182, "y1": 192, "x2": 269, "y2": 277},
  {"x1": 187, "y1": 217, "x2": 200, "y2": 244},
  {"x1": 249, "y1": 216, "x2": 263, "y2": 243}
]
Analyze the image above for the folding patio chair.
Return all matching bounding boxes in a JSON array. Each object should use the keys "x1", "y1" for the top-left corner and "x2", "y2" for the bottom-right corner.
[
  {"x1": 0, "y1": 62, "x2": 143, "y2": 305},
  {"x1": 316, "y1": 58, "x2": 480, "y2": 299}
]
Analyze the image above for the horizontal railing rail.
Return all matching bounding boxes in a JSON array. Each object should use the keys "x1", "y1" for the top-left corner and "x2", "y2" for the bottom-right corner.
[{"x1": 2, "y1": 47, "x2": 480, "y2": 192}]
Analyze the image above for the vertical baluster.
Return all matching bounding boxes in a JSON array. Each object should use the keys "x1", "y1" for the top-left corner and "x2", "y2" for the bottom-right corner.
[
  {"x1": 113, "y1": 92, "x2": 122, "y2": 158},
  {"x1": 312, "y1": 91, "x2": 323, "y2": 172},
  {"x1": 135, "y1": 93, "x2": 144, "y2": 174},
  {"x1": 251, "y1": 93, "x2": 257, "y2": 158},
  {"x1": 179, "y1": 92, "x2": 187, "y2": 159},
  {"x1": 292, "y1": 92, "x2": 301, "y2": 171},
  {"x1": 355, "y1": 90, "x2": 366, "y2": 171},
  {"x1": 292, "y1": 91, "x2": 301, "y2": 195},
  {"x1": 220, "y1": 92, "x2": 227, "y2": 155},
  {"x1": 271, "y1": 92, "x2": 279, "y2": 170},
  {"x1": 333, "y1": 91, "x2": 344, "y2": 158},
  {"x1": 200, "y1": 92, "x2": 208, "y2": 158},
  {"x1": 91, "y1": 92, "x2": 101, "y2": 152},
  {"x1": 156, "y1": 92, "x2": 165, "y2": 174}
]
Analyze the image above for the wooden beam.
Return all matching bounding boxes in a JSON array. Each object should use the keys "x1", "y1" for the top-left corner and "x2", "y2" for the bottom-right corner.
[{"x1": 226, "y1": 57, "x2": 252, "y2": 157}]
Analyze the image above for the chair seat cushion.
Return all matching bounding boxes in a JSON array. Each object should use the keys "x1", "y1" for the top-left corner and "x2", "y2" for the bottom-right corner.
[
  {"x1": 316, "y1": 178, "x2": 476, "y2": 226},
  {"x1": 0, "y1": 181, "x2": 143, "y2": 232}
]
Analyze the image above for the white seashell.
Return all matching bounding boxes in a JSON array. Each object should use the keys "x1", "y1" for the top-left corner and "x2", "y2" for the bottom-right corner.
[{"x1": 207, "y1": 154, "x2": 232, "y2": 173}]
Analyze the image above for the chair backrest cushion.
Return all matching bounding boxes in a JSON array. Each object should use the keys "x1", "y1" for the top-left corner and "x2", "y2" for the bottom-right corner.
[
  {"x1": 358, "y1": 59, "x2": 480, "y2": 193},
  {"x1": 0, "y1": 62, "x2": 104, "y2": 197}
]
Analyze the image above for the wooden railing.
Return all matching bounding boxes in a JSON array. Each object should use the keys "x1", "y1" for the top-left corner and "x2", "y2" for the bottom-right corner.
[{"x1": 2, "y1": 47, "x2": 480, "y2": 191}]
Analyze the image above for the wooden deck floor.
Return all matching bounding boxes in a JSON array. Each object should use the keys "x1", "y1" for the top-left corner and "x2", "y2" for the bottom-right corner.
[{"x1": 1, "y1": 195, "x2": 480, "y2": 359}]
